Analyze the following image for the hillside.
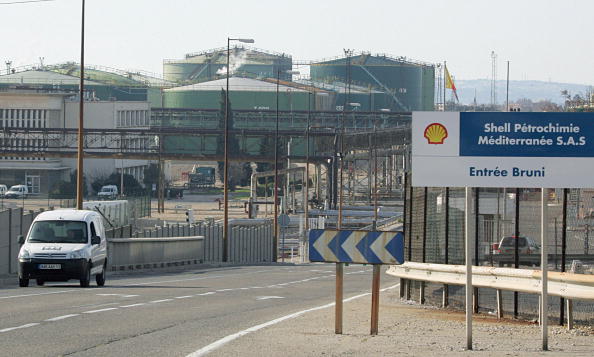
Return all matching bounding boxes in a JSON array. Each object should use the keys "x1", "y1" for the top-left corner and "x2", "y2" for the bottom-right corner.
[{"x1": 454, "y1": 79, "x2": 591, "y2": 105}]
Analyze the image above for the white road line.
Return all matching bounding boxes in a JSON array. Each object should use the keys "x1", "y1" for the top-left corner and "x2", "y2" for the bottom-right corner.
[
  {"x1": 83, "y1": 307, "x2": 119, "y2": 314},
  {"x1": 216, "y1": 289, "x2": 233, "y2": 292},
  {"x1": 150, "y1": 299, "x2": 173, "y2": 303},
  {"x1": 196, "y1": 292, "x2": 215, "y2": 296},
  {"x1": 45, "y1": 314, "x2": 80, "y2": 322},
  {"x1": 124, "y1": 269, "x2": 270, "y2": 287},
  {"x1": 0, "y1": 323, "x2": 40, "y2": 333},
  {"x1": 186, "y1": 284, "x2": 400, "y2": 357},
  {"x1": 0, "y1": 290, "x2": 76, "y2": 300},
  {"x1": 175, "y1": 296, "x2": 193, "y2": 299},
  {"x1": 120, "y1": 303, "x2": 146, "y2": 308}
]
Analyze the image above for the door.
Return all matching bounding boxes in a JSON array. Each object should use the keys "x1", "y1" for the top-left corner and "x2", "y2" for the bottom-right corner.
[{"x1": 25, "y1": 175, "x2": 40, "y2": 194}]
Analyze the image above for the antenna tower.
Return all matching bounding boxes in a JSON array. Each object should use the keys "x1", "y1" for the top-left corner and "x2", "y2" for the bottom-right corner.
[{"x1": 491, "y1": 51, "x2": 498, "y2": 105}]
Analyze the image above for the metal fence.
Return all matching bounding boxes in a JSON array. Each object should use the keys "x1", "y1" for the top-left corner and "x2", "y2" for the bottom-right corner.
[
  {"x1": 0, "y1": 208, "x2": 43, "y2": 276},
  {"x1": 403, "y1": 174, "x2": 594, "y2": 326},
  {"x1": 107, "y1": 220, "x2": 274, "y2": 264}
]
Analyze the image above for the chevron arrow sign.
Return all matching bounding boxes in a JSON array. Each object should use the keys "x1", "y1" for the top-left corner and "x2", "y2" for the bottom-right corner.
[{"x1": 309, "y1": 229, "x2": 404, "y2": 265}]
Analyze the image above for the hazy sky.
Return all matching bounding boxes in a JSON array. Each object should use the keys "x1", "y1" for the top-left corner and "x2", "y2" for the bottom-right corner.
[{"x1": 2, "y1": 0, "x2": 593, "y2": 84}]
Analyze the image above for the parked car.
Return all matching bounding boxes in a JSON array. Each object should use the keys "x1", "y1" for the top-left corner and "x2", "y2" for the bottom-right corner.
[
  {"x1": 17, "y1": 209, "x2": 107, "y2": 288},
  {"x1": 0, "y1": 184, "x2": 7, "y2": 198},
  {"x1": 97, "y1": 185, "x2": 118, "y2": 200},
  {"x1": 493, "y1": 236, "x2": 540, "y2": 255},
  {"x1": 4, "y1": 184, "x2": 28, "y2": 199}
]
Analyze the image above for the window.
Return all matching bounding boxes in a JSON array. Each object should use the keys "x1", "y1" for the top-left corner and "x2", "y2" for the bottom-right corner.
[{"x1": 90, "y1": 222, "x2": 97, "y2": 237}]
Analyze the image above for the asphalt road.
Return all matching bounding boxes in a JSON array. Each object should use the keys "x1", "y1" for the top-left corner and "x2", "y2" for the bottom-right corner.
[{"x1": 0, "y1": 264, "x2": 378, "y2": 357}]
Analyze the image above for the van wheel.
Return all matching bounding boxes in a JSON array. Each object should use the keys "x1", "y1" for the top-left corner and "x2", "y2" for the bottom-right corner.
[
  {"x1": 80, "y1": 263, "x2": 91, "y2": 288},
  {"x1": 95, "y1": 262, "x2": 106, "y2": 287},
  {"x1": 19, "y1": 278, "x2": 29, "y2": 287},
  {"x1": 36, "y1": 279, "x2": 45, "y2": 286}
]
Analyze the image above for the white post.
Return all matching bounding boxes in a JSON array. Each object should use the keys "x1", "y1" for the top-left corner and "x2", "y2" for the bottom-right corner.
[
  {"x1": 465, "y1": 186, "x2": 473, "y2": 350},
  {"x1": 541, "y1": 188, "x2": 548, "y2": 350}
]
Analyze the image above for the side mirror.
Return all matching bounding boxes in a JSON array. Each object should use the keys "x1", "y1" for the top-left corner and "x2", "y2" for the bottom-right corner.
[
  {"x1": 17, "y1": 235, "x2": 25, "y2": 245},
  {"x1": 91, "y1": 236, "x2": 101, "y2": 245}
]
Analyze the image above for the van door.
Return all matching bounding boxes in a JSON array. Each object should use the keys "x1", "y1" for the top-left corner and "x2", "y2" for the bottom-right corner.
[{"x1": 89, "y1": 220, "x2": 106, "y2": 274}]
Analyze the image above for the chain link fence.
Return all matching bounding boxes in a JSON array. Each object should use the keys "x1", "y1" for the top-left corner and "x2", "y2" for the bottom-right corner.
[{"x1": 404, "y1": 174, "x2": 594, "y2": 326}]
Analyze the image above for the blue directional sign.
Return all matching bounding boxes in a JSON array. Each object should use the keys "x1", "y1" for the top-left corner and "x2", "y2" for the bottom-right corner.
[{"x1": 309, "y1": 229, "x2": 404, "y2": 265}]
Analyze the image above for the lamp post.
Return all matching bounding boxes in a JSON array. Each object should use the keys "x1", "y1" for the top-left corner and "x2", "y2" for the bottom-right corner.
[
  {"x1": 224, "y1": 37, "x2": 254, "y2": 262},
  {"x1": 274, "y1": 69, "x2": 299, "y2": 262},
  {"x1": 76, "y1": 0, "x2": 86, "y2": 210}
]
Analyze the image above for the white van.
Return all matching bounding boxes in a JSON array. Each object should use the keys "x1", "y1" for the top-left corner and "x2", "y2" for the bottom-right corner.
[
  {"x1": 5, "y1": 184, "x2": 28, "y2": 199},
  {"x1": 17, "y1": 209, "x2": 108, "y2": 288},
  {"x1": 97, "y1": 185, "x2": 118, "y2": 200}
]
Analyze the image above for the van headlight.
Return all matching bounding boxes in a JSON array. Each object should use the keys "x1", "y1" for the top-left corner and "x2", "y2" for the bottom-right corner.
[
  {"x1": 69, "y1": 249, "x2": 86, "y2": 259},
  {"x1": 18, "y1": 249, "x2": 31, "y2": 261}
]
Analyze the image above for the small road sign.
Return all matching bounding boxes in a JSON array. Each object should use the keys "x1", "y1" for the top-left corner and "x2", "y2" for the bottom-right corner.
[
  {"x1": 278, "y1": 214, "x2": 290, "y2": 227},
  {"x1": 309, "y1": 229, "x2": 404, "y2": 265}
]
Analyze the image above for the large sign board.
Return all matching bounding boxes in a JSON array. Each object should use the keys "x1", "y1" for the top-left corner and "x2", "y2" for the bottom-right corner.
[
  {"x1": 412, "y1": 112, "x2": 594, "y2": 188},
  {"x1": 309, "y1": 229, "x2": 404, "y2": 265}
]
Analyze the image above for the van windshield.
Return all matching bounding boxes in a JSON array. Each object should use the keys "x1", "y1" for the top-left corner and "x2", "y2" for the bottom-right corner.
[
  {"x1": 100, "y1": 187, "x2": 112, "y2": 192},
  {"x1": 28, "y1": 221, "x2": 88, "y2": 244}
]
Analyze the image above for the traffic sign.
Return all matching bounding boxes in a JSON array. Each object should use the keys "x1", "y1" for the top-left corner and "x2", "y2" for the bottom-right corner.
[
  {"x1": 412, "y1": 111, "x2": 594, "y2": 188},
  {"x1": 278, "y1": 214, "x2": 290, "y2": 227},
  {"x1": 309, "y1": 229, "x2": 404, "y2": 265}
]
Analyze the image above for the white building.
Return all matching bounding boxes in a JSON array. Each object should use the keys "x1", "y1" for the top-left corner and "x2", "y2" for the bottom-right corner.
[{"x1": 0, "y1": 87, "x2": 151, "y2": 194}]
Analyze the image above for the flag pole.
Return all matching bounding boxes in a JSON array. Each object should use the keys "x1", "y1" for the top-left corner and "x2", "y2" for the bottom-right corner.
[{"x1": 443, "y1": 61, "x2": 447, "y2": 111}]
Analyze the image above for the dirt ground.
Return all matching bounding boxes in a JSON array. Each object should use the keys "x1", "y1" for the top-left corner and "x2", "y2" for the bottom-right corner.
[{"x1": 209, "y1": 280, "x2": 594, "y2": 357}]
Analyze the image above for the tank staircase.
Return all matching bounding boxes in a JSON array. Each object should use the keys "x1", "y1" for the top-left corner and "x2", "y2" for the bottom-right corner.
[{"x1": 356, "y1": 65, "x2": 409, "y2": 111}]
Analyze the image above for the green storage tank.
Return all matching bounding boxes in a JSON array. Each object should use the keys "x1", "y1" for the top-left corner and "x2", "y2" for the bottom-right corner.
[
  {"x1": 311, "y1": 53, "x2": 435, "y2": 111},
  {"x1": 163, "y1": 46, "x2": 292, "y2": 84}
]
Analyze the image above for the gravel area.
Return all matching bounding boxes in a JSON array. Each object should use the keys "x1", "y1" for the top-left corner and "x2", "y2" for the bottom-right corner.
[{"x1": 208, "y1": 284, "x2": 594, "y2": 356}]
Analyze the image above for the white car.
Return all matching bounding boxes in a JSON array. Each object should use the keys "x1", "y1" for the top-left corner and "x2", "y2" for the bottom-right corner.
[
  {"x1": 17, "y1": 209, "x2": 108, "y2": 288},
  {"x1": 5, "y1": 184, "x2": 28, "y2": 199},
  {"x1": 97, "y1": 185, "x2": 118, "y2": 200}
]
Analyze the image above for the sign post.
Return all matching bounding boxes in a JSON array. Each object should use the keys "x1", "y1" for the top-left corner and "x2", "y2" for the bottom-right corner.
[
  {"x1": 309, "y1": 229, "x2": 404, "y2": 335},
  {"x1": 412, "y1": 111, "x2": 594, "y2": 351}
]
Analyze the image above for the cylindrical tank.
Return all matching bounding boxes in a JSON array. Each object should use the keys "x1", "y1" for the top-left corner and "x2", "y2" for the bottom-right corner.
[{"x1": 310, "y1": 54, "x2": 435, "y2": 111}]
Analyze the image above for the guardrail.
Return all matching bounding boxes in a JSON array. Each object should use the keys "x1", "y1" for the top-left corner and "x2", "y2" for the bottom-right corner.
[
  {"x1": 107, "y1": 236, "x2": 204, "y2": 271},
  {"x1": 387, "y1": 262, "x2": 594, "y2": 328}
]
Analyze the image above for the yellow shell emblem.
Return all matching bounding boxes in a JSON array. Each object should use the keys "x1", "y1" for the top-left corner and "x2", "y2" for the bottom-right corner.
[{"x1": 423, "y1": 123, "x2": 448, "y2": 144}]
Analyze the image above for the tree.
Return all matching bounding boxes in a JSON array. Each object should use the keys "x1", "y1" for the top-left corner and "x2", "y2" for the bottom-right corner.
[
  {"x1": 50, "y1": 170, "x2": 88, "y2": 198},
  {"x1": 143, "y1": 163, "x2": 159, "y2": 188},
  {"x1": 91, "y1": 172, "x2": 143, "y2": 196}
]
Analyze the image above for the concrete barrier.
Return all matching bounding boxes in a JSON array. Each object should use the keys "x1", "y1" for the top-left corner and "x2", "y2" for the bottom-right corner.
[{"x1": 107, "y1": 236, "x2": 204, "y2": 271}]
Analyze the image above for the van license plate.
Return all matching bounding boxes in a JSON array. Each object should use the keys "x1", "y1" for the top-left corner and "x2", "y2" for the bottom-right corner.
[{"x1": 38, "y1": 264, "x2": 61, "y2": 270}]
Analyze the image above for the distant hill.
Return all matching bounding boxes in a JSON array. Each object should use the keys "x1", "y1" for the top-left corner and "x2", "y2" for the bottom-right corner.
[{"x1": 454, "y1": 79, "x2": 591, "y2": 105}]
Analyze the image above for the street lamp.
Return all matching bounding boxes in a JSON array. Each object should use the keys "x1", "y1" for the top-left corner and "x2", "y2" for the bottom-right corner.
[
  {"x1": 224, "y1": 37, "x2": 254, "y2": 262},
  {"x1": 274, "y1": 69, "x2": 299, "y2": 262}
]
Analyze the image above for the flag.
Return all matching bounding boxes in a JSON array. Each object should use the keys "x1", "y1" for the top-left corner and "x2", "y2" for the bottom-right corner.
[{"x1": 445, "y1": 65, "x2": 459, "y2": 102}]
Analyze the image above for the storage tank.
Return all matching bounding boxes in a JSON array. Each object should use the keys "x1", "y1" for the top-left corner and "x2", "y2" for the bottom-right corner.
[
  {"x1": 310, "y1": 53, "x2": 435, "y2": 111},
  {"x1": 163, "y1": 46, "x2": 292, "y2": 84}
]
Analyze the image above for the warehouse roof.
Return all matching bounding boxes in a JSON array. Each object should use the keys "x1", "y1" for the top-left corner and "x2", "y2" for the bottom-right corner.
[{"x1": 0, "y1": 70, "x2": 103, "y2": 86}]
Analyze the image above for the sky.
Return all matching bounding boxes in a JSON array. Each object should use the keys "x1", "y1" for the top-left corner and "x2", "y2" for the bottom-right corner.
[{"x1": 1, "y1": 0, "x2": 593, "y2": 84}]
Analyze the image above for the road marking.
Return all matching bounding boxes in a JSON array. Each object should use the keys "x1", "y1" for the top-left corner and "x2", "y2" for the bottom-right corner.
[
  {"x1": 256, "y1": 296, "x2": 285, "y2": 300},
  {"x1": 186, "y1": 284, "x2": 400, "y2": 357},
  {"x1": 120, "y1": 303, "x2": 146, "y2": 308},
  {"x1": 96, "y1": 293, "x2": 139, "y2": 298},
  {"x1": 45, "y1": 314, "x2": 79, "y2": 322},
  {"x1": 150, "y1": 299, "x2": 173, "y2": 303},
  {"x1": 83, "y1": 307, "x2": 119, "y2": 314},
  {"x1": 216, "y1": 289, "x2": 233, "y2": 292},
  {"x1": 0, "y1": 323, "x2": 40, "y2": 333},
  {"x1": 175, "y1": 296, "x2": 193, "y2": 299},
  {"x1": 196, "y1": 292, "x2": 215, "y2": 296},
  {"x1": 0, "y1": 290, "x2": 76, "y2": 300}
]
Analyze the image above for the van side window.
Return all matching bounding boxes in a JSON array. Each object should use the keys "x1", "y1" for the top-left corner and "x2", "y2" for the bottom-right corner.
[{"x1": 90, "y1": 222, "x2": 97, "y2": 237}]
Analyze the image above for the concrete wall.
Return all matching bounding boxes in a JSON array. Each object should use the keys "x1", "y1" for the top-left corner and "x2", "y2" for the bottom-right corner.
[{"x1": 108, "y1": 236, "x2": 204, "y2": 270}]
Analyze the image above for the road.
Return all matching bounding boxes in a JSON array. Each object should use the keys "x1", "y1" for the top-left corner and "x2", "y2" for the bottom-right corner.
[{"x1": 0, "y1": 264, "x2": 378, "y2": 357}]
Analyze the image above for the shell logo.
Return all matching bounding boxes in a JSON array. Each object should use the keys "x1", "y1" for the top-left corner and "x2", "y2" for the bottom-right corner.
[{"x1": 423, "y1": 123, "x2": 448, "y2": 144}]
